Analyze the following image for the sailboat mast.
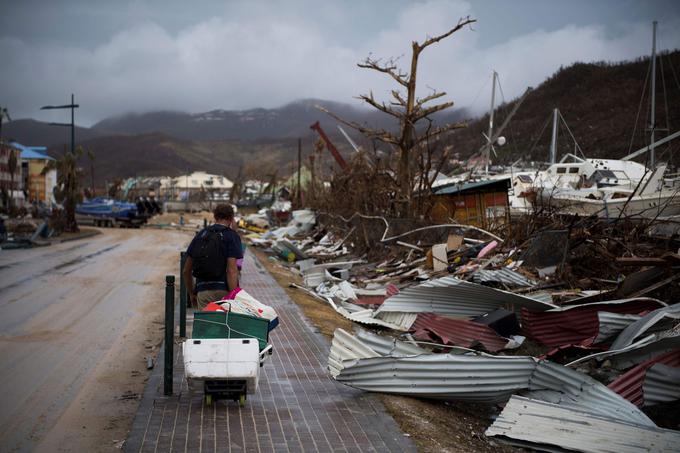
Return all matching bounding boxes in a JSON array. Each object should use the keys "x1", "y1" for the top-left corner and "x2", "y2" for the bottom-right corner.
[
  {"x1": 650, "y1": 20, "x2": 657, "y2": 167},
  {"x1": 550, "y1": 108, "x2": 559, "y2": 164},
  {"x1": 486, "y1": 70, "x2": 497, "y2": 175}
]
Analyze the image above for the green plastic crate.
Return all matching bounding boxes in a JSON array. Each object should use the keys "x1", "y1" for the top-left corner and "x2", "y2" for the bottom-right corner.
[{"x1": 192, "y1": 311, "x2": 269, "y2": 351}]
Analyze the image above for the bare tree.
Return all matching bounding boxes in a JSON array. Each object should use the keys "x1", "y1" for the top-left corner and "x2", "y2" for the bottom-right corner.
[{"x1": 319, "y1": 16, "x2": 475, "y2": 216}]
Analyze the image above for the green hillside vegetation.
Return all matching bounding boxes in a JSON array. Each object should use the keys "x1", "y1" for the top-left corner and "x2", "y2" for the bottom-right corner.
[{"x1": 447, "y1": 50, "x2": 680, "y2": 166}]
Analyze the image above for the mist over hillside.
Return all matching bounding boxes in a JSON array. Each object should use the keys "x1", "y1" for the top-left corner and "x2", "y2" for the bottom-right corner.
[{"x1": 5, "y1": 50, "x2": 679, "y2": 184}]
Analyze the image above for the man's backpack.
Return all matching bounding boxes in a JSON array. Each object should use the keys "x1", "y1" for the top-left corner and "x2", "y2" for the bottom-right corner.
[{"x1": 191, "y1": 227, "x2": 225, "y2": 281}]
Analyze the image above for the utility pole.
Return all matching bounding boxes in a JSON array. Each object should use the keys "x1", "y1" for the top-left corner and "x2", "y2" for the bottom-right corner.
[
  {"x1": 650, "y1": 21, "x2": 658, "y2": 168},
  {"x1": 41, "y1": 94, "x2": 78, "y2": 155}
]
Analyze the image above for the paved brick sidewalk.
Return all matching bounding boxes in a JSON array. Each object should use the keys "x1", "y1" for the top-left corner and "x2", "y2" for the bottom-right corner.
[{"x1": 124, "y1": 253, "x2": 415, "y2": 453}]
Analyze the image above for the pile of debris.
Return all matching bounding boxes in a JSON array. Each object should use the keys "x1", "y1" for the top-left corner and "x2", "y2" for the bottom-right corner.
[
  {"x1": 245, "y1": 210, "x2": 680, "y2": 452},
  {"x1": 0, "y1": 216, "x2": 53, "y2": 249}
]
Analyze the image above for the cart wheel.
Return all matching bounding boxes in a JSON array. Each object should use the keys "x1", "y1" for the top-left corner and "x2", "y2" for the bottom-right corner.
[
  {"x1": 238, "y1": 394, "x2": 246, "y2": 407},
  {"x1": 205, "y1": 394, "x2": 213, "y2": 406}
]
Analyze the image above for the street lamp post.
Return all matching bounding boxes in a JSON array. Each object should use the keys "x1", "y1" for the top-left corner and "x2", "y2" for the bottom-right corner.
[{"x1": 40, "y1": 94, "x2": 79, "y2": 155}]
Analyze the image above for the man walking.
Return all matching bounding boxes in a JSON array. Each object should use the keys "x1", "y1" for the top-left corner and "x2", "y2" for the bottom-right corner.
[{"x1": 183, "y1": 204, "x2": 242, "y2": 310}]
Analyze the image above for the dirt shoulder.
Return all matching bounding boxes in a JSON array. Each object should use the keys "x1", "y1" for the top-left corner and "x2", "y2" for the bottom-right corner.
[
  {"x1": 250, "y1": 247, "x2": 516, "y2": 453},
  {"x1": 32, "y1": 229, "x2": 192, "y2": 452}
]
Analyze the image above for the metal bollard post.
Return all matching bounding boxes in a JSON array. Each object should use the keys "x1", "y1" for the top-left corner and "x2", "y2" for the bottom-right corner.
[
  {"x1": 179, "y1": 252, "x2": 187, "y2": 337},
  {"x1": 164, "y1": 275, "x2": 175, "y2": 396}
]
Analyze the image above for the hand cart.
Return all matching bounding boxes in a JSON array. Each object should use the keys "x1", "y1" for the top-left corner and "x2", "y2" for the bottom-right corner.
[{"x1": 183, "y1": 310, "x2": 274, "y2": 406}]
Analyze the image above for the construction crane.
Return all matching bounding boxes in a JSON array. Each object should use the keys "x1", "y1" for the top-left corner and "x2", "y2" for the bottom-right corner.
[{"x1": 310, "y1": 121, "x2": 349, "y2": 171}]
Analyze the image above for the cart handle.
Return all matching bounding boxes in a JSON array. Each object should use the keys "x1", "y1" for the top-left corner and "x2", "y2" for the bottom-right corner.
[{"x1": 259, "y1": 344, "x2": 273, "y2": 358}]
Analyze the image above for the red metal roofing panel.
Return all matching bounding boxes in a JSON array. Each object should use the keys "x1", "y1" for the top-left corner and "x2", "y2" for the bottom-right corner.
[
  {"x1": 354, "y1": 296, "x2": 387, "y2": 305},
  {"x1": 354, "y1": 284, "x2": 398, "y2": 305},
  {"x1": 608, "y1": 349, "x2": 680, "y2": 407},
  {"x1": 521, "y1": 299, "x2": 664, "y2": 347},
  {"x1": 410, "y1": 312, "x2": 510, "y2": 352}
]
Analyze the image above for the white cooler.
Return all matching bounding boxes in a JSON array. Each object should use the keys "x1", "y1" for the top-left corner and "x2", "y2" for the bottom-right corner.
[{"x1": 183, "y1": 338, "x2": 264, "y2": 402}]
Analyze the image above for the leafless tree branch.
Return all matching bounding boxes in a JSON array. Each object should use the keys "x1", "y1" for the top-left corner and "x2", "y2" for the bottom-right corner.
[
  {"x1": 418, "y1": 16, "x2": 476, "y2": 50},
  {"x1": 316, "y1": 105, "x2": 400, "y2": 145},
  {"x1": 357, "y1": 57, "x2": 409, "y2": 87},
  {"x1": 358, "y1": 92, "x2": 403, "y2": 119}
]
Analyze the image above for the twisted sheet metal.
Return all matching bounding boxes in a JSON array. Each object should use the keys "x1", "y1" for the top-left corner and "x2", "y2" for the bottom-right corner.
[
  {"x1": 643, "y1": 363, "x2": 680, "y2": 406},
  {"x1": 485, "y1": 396, "x2": 680, "y2": 453},
  {"x1": 376, "y1": 276, "x2": 557, "y2": 319},
  {"x1": 328, "y1": 328, "x2": 380, "y2": 377},
  {"x1": 334, "y1": 353, "x2": 537, "y2": 403},
  {"x1": 595, "y1": 311, "x2": 642, "y2": 343},
  {"x1": 608, "y1": 349, "x2": 680, "y2": 407},
  {"x1": 373, "y1": 311, "x2": 418, "y2": 330},
  {"x1": 471, "y1": 268, "x2": 535, "y2": 287},
  {"x1": 330, "y1": 330, "x2": 653, "y2": 425},
  {"x1": 410, "y1": 313, "x2": 511, "y2": 352},
  {"x1": 610, "y1": 303, "x2": 680, "y2": 350},
  {"x1": 520, "y1": 298, "x2": 665, "y2": 347},
  {"x1": 526, "y1": 360, "x2": 653, "y2": 426},
  {"x1": 355, "y1": 328, "x2": 429, "y2": 357},
  {"x1": 566, "y1": 332, "x2": 680, "y2": 370}
]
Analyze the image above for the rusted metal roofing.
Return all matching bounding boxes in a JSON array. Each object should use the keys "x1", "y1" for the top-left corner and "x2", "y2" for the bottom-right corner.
[
  {"x1": 608, "y1": 349, "x2": 680, "y2": 407},
  {"x1": 521, "y1": 298, "x2": 665, "y2": 347},
  {"x1": 486, "y1": 396, "x2": 680, "y2": 453},
  {"x1": 354, "y1": 295, "x2": 387, "y2": 305},
  {"x1": 410, "y1": 313, "x2": 511, "y2": 352}
]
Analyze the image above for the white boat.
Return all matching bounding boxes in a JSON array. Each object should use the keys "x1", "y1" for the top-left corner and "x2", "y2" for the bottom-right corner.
[
  {"x1": 513, "y1": 21, "x2": 680, "y2": 219},
  {"x1": 533, "y1": 158, "x2": 680, "y2": 218}
]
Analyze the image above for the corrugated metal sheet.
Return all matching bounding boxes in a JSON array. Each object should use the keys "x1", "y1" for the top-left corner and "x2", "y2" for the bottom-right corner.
[
  {"x1": 608, "y1": 349, "x2": 680, "y2": 407},
  {"x1": 521, "y1": 298, "x2": 665, "y2": 347},
  {"x1": 471, "y1": 268, "x2": 535, "y2": 287},
  {"x1": 527, "y1": 360, "x2": 653, "y2": 426},
  {"x1": 354, "y1": 328, "x2": 429, "y2": 357},
  {"x1": 595, "y1": 311, "x2": 642, "y2": 343},
  {"x1": 328, "y1": 328, "x2": 380, "y2": 377},
  {"x1": 376, "y1": 276, "x2": 557, "y2": 319},
  {"x1": 335, "y1": 353, "x2": 537, "y2": 403},
  {"x1": 354, "y1": 295, "x2": 387, "y2": 305},
  {"x1": 336, "y1": 306, "x2": 413, "y2": 330},
  {"x1": 566, "y1": 332, "x2": 680, "y2": 370},
  {"x1": 643, "y1": 363, "x2": 680, "y2": 406},
  {"x1": 410, "y1": 313, "x2": 511, "y2": 352},
  {"x1": 330, "y1": 332, "x2": 651, "y2": 425},
  {"x1": 373, "y1": 311, "x2": 418, "y2": 330},
  {"x1": 610, "y1": 303, "x2": 680, "y2": 350},
  {"x1": 485, "y1": 396, "x2": 680, "y2": 453}
]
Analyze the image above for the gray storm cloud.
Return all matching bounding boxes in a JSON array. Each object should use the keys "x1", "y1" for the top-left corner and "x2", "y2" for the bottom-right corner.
[{"x1": 1, "y1": 0, "x2": 679, "y2": 125}]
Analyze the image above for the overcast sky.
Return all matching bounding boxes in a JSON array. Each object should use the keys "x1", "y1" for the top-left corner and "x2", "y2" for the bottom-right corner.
[{"x1": 1, "y1": 0, "x2": 679, "y2": 126}]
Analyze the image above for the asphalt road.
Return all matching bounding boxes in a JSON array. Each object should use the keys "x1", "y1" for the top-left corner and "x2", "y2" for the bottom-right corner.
[{"x1": 0, "y1": 228, "x2": 191, "y2": 452}]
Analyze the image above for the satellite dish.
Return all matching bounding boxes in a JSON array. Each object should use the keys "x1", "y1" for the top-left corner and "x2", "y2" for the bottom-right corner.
[{"x1": 496, "y1": 136, "x2": 507, "y2": 146}]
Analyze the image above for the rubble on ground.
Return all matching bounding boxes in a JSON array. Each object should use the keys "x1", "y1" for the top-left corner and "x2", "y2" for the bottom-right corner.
[{"x1": 242, "y1": 209, "x2": 680, "y2": 452}]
